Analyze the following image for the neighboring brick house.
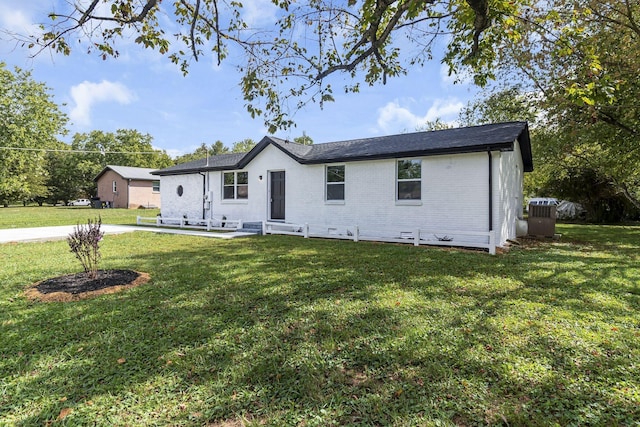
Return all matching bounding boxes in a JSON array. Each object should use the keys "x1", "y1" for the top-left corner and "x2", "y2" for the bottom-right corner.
[
  {"x1": 152, "y1": 122, "x2": 533, "y2": 252},
  {"x1": 94, "y1": 165, "x2": 161, "y2": 209}
]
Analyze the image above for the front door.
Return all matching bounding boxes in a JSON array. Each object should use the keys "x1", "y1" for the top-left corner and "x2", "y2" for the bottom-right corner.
[{"x1": 270, "y1": 171, "x2": 285, "y2": 220}]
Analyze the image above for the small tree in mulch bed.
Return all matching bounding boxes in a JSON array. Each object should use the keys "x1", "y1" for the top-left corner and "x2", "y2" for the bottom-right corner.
[
  {"x1": 67, "y1": 217, "x2": 105, "y2": 279},
  {"x1": 25, "y1": 216, "x2": 150, "y2": 302}
]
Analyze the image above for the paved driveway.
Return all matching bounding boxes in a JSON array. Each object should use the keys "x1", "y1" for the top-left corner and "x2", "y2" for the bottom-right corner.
[{"x1": 0, "y1": 225, "x2": 255, "y2": 244}]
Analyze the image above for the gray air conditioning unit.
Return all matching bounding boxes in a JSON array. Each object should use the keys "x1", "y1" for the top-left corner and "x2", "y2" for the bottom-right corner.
[{"x1": 528, "y1": 204, "x2": 556, "y2": 237}]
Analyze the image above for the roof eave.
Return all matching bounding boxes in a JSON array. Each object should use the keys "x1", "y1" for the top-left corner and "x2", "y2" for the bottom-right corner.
[
  {"x1": 93, "y1": 166, "x2": 112, "y2": 182},
  {"x1": 151, "y1": 164, "x2": 241, "y2": 176},
  {"x1": 517, "y1": 123, "x2": 534, "y2": 172},
  {"x1": 299, "y1": 142, "x2": 516, "y2": 165}
]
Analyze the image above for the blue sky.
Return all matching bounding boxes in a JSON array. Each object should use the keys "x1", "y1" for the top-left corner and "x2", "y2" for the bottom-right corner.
[{"x1": 0, "y1": 0, "x2": 480, "y2": 158}]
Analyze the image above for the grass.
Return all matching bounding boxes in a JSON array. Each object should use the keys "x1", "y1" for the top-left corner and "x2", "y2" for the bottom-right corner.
[
  {"x1": 0, "y1": 206, "x2": 159, "y2": 229},
  {"x1": 0, "y1": 221, "x2": 638, "y2": 425}
]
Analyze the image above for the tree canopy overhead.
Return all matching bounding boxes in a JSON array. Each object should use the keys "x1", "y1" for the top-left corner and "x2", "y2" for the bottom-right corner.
[{"x1": 23, "y1": 0, "x2": 513, "y2": 132}]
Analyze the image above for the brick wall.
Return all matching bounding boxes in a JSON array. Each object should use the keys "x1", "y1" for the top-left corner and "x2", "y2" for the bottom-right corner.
[
  {"x1": 159, "y1": 145, "x2": 509, "y2": 243},
  {"x1": 161, "y1": 173, "x2": 205, "y2": 219},
  {"x1": 96, "y1": 170, "x2": 128, "y2": 208},
  {"x1": 497, "y1": 139, "x2": 525, "y2": 245},
  {"x1": 128, "y1": 180, "x2": 161, "y2": 209}
]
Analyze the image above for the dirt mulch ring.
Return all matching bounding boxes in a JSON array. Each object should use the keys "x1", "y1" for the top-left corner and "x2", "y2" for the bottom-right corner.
[{"x1": 25, "y1": 269, "x2": 150, "y2": 302}]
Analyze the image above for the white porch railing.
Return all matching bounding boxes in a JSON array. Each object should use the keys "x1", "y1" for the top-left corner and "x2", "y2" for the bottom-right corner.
[
  {"x1": 137, "y1": 216, "x2": 242, "y2": 231},
  {"x1": 263, "y1": 221, "x2": 497, "y2": 254}
]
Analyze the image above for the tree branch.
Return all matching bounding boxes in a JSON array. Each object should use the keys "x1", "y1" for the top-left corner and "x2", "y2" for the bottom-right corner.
[
  {"x1": 619, "y1": 182, "x2": 640, "y2": 211},
  {"x1": 465, "y1": 0, "x2": 490, "y2": 57},
  {"x1": 51, "y1": 0, "x2": 158, "y2": 25},
  {"x1": 190, "y1": 0, "x2": 201, "y2": 61},
  {"x1": 597, "y1": 109, "x2": 638, "y2": 136},
  {"x1": 77, "y1": 0, "x2": 100, "y2": 25},
  {"x1": 316, "y1": 0, "x2": 431, "y2": 81},
  {"x1": 589, "y1": 0, "x2": 640, "y2": 38},
  {"x1": 213, "y1": 0, "x2": 222, "y2": 66}
]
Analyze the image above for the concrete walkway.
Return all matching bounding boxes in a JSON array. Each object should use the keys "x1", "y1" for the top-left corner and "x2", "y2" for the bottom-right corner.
[{"x1": 0, "y1": 224, "x2": 257, "y2": 244}]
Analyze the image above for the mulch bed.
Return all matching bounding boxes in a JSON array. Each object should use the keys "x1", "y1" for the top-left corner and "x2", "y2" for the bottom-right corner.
[{"x1": 25, "y1": 269, "x2": 150, "y2": 302}]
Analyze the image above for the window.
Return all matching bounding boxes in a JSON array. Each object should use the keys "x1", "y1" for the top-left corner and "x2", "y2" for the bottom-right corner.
[
  {"x1": 326, "y1": 165, "x2": 345, "y2": 201},
  {"x1": 112, "y1": 180, "x2": 117, "y2": 193},
  {"x1": 223, "y1": 171, "x2": 248, "y2": 200},
  {"x1": 397, "y1": 159, "x2": 421, "y2": 200},
  {"x1": 152, "y1": 180, "x2": 160, "y2": 193}
]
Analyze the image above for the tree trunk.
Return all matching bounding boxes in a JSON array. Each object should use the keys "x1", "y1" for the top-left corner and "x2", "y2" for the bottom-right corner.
[{"x1": 621, "y1": 185, "x2": 640, "y2": 212}]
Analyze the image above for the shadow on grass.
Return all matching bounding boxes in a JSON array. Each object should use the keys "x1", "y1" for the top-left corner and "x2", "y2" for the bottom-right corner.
[{"x1": 2, "y1": 230, "x2": 638, "y2": 425}]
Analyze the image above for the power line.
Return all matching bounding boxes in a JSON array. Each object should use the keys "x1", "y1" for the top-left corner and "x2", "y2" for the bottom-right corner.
[{"x1": 0, "y1": 146, "x2": 163, "y2": 154}]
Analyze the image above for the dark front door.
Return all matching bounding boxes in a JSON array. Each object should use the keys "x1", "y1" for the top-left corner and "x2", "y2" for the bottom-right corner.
[{"x1": 270, "y1": 171, "x2": 285, "y2": 220}]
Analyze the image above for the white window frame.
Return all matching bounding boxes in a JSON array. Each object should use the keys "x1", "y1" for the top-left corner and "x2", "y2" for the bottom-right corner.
[
  {"x1": 222, "y1": 171, "x2": 249, "y2": 201},
  {"x1": 396, "y1": 159, "x2": 422, "y2": 205},
  {"x1": 112, "y1": 180, "x2": 117, "y2": 193},
  {"x1": 152, "y1": 180, "x2": 160, "y2": 193},
  {"x1": 325, "y1": 164, "x2": 345, "y2": 203}
]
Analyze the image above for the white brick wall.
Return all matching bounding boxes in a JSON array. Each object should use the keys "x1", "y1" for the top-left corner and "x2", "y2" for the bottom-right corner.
[
  {"x1": 496, "y1": 139, "x2": 524, "y2": 246},
  {"x1": 160, "y1": 173, "x2": 205, "y2": 220},
  {"x1": 159, "y1": 142, "x2": 524, "y2": 248}
]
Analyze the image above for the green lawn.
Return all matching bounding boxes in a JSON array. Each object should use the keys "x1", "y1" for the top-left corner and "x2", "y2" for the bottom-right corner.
[
  {"x1": 0, "y1": 223, "x2": 638, "y2": 425},
  {"x1": 0, "y1": 206, "x2": 159, "y2": 229}
]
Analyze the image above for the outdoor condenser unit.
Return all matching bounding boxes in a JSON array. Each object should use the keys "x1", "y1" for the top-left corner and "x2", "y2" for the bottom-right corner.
[{"x1": 528, "y1": 204, "x2": 557, "y2": 237}]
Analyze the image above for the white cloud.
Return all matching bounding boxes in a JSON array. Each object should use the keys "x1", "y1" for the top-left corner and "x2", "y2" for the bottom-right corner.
[
  {"x1": 0, "y1": 4, "x2": 39, "y2": 34},
  {"x1": 0, "y1": 4, "x2": 45, "y2": 61},
  {"x1": 242, "y1": 0, "x2": 278, "y2": 26},
  {"x1": 69, "y1": 80, "x2": 136, "y2": 127},
  {"x1": 376, "y1": 98, "x2": 464, "y2": 133}
]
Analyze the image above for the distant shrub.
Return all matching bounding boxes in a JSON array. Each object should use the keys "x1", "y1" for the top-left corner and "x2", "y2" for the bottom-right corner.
[{"x1": 67, "y1": 217, "x2": 105, "y2": 279}]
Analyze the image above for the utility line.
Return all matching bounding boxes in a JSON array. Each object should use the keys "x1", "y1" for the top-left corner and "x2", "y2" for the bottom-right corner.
[{"x1": 0, "y1": 146, "x2": 163, "y2": 154}]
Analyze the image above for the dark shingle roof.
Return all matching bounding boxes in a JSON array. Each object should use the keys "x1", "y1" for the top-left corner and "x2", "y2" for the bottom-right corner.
[
  {"x1": 151, "y1": 153, "x2": 246, "y2": 175},
  {"x1": 153, "y1": 121, "x2": 532, "y2": 176}
]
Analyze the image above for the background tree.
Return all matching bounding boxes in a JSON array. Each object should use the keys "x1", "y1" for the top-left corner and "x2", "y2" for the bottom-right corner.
[
  {"x1": 483, "y1": 0, "x2": 640, "y2": 211},
  {"x1": 293, "y1": 133, "x2": 314, "y2": 145},
  {"x1": 415, "y1": 119, "x2": 454, "y2": 132},
  {"x1": 526, "y1": 127, "x2": 639, "y2": 222},
  {"x1": 23, "y1": 0, "x2": 524, "y2": 132},
  {"x1": 231, "y1": 139, "x2": 256, "y2": 153},
  {"x1": 55, "y1": 129, "x2": 174, "y2": 199},
  {"x1": 210, "y1": 140, "x2": 229, "y2": 155},
  {"x1": 458, "y1": 86, "x2": 540, "y2": 127},
  {"x1": 174, "y1": 141, "x2": 230, "y2": 164},
  {"x1": 443, "y1": 0, "x2": 640, "y2": 219},
  {"x1": 457, "y1": 85, "x2": 638, "y2": 221},
  {"x1": 45, "y1": 148, "x2": 98, "y2": 205},
  {"x1": 0, "y1": 62, "x2": 68, "y2": 206},
  {"x1": 69, "y1": 129, "x2": 173, "y2": 169}
]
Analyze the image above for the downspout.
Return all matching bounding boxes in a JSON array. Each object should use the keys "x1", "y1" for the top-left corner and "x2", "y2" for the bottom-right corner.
[
  {"x1": 208, "y1": 172, "x2": 213, "y2": 221},
  {"x1": 488, "y1": 151, "x2": 493, "y2": 232},
  {"x1": 198, "y1": 172, "x2": 206, "y2": 220}
]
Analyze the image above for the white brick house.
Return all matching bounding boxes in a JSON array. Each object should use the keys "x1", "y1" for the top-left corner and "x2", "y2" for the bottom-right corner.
[{"x1": 152, "y1": 122, "x2": 533, "y2": 252}]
